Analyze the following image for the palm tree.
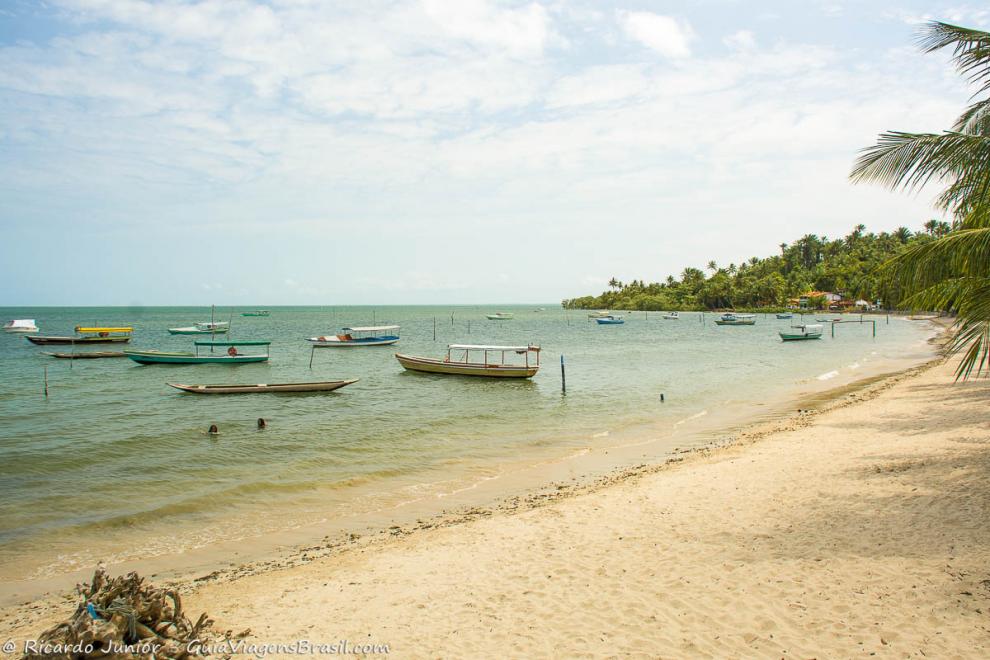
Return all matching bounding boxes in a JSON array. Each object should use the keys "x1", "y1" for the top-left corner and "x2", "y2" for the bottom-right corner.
[
  {"x1": 894, "y1": 226, "x2": 913, "y2": 243},
  {"x1": 850, "y1": 21, "x2": 990, "y2": 378},
  {"x1": 706, "y1": 260, "x2": 718, "y2": 273}
]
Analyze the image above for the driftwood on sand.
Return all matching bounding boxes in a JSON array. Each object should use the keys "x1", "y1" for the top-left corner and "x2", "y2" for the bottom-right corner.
[{"x1": 24, "y1": 567, "x2": 247, "y2": 659}]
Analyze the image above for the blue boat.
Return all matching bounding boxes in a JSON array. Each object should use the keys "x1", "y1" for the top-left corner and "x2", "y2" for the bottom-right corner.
[
  {"x1": 307, "y1": 325, "x2": 400, "y2": 347},
  {"x1": 596, "y1": 315, "x2": 625, "y2": 325}
]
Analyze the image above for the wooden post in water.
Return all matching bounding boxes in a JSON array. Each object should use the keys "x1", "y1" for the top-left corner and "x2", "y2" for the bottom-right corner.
[
  {"x1": 309, "y1": 345, "x2": 315, "y2": 369},
  {"x1": 872, "y1": 320, "x2": 876, "y2": 338},
  {"x1": 560, "y1": 354, "x2": 566, "y2": 394},
  {"x1": 43, "y1": 367, "x2": 48, "y2": 398},
  {"x1": 433, "y1": 317, "x2": 437, "y2": 341}
]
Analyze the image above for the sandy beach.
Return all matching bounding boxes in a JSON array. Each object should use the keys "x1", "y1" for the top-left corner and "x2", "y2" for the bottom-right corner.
[{"x1": 3, "y1": 355, "x2": 989, "y2": 658}]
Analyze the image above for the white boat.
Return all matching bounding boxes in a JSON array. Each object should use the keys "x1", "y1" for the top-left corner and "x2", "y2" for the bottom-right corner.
[
  {"x1": 307, "y1": 325, "x2": 400, "y2": 347},
  {"x1": 662, "y1": 312, "x2": 679, "y2": 320},
  {"x1": 3, "y1": 319, "x2": 38, "y2": 333},
  {"x1": 396, "y1": 344, "x2": 541, "y2": 378},
  {"x1": 779, "y1": 324, "x2": 824, "y2": 341},
  {"x1": 588, "y1": 310, "x2": 612, "y2": 318},
  {"x1": 714, "y1": 313, "x2": 756, "y2": 326},
  {"x1": 486, "y1": 312, "x2": 514, "y2": 320}
]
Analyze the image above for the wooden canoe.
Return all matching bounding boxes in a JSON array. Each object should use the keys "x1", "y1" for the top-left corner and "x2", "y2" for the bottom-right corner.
[
  {"x1": 395, "y1": 353, "x2": 538, "y2": 378},
  {"x1": 45, "y1": 351, "x2": 127, "y2": 359},
  {"x1": 167, "y1": 379, "x2": 358, "y2": 394}
]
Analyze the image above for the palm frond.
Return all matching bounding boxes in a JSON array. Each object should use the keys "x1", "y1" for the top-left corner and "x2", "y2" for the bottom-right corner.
[
  {"x1": 850, "y1": 132, "x2": 990, "y2": 214},
  {"x1": 918, "y1": 22, "x2": 990, "y2": 95},
  {"x1": 953, "y1": 98, "x2": 990, "y2": 133}
]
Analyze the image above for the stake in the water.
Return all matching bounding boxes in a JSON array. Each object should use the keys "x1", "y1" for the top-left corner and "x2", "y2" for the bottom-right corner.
[
  {"x1": 560, "y1": 354, "x2": 566, "y2": 394},
  {"x1": 43, "y1": 366, "x2": 48, "y2": 398}
]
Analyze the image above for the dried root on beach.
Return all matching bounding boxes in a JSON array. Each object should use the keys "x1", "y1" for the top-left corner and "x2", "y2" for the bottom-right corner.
[{"x1": 24, "y1": 567, "x2": 246, "y2": 659}]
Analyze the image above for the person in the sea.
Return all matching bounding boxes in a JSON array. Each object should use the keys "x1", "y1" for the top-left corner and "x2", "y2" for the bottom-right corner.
[
  {"x1": 257, "y1": 418, "x2": 267, "y2": 430},
  {"x1": 208, "y1": 424, "x2": 219, "y2": 435}
]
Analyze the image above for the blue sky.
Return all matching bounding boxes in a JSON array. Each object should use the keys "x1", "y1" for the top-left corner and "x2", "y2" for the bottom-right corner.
[{"x1": 1, "y1": 0, "x2": 988, "y2": 305}]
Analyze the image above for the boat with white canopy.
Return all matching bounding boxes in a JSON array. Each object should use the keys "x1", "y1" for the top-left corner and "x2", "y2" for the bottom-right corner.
[
  {"x1": 395, "y1": 344, "x2": 541, "y2": 378},
  {"x1": 779, "y1": 324, "x2": 824, "y2": 341},
  {"x1": 714, "y1": 313, "x2": 756, "y2": 326},
  {"x1": 307, "y1": 325, "x2": 400, "y2": 347},
  {"x1": 3, "y1": 319, "x2": 38, "y2": 333}
]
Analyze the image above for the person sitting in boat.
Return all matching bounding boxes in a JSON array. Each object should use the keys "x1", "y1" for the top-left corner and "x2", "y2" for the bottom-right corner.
[{"x1": 227, "y1": 346, "x2": 238, "y2": 357}]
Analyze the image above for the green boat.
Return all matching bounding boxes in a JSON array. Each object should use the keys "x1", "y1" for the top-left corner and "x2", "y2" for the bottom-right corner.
[
  {"x1": 241, "y1": 310, "x2": 271, "y2": 317},
  {"x1": 779, "y1": 324, "x2": 824, "y2": 341},
  {"x1": 124, "y1": 340, "x2": 271, "y2": 364}
]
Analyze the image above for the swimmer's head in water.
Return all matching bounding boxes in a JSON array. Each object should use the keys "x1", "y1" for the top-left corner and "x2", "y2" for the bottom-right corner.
[{"x1": 208, "y1": 424, "x2": 219, "y2": 434}]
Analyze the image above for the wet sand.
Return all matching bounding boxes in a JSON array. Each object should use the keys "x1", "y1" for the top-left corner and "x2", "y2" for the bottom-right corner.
[{"x1": 4, "y1": 355, "x2": 989, "y2": 657}]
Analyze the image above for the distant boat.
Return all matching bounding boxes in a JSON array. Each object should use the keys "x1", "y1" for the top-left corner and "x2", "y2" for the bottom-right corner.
[
  {"x1": 662, "y1": 312, "x2": 679, "y2": 320},
  {"x1": 45, "y1": 351, "x2": 127, "y2": 359},
  {"x1": 533, "y1": 307, "x2": 546, "y2": 312},
  {"x1": 714, "y1": 313, "x2": 756, "y2": 326},
  {"x1": 307, "y1": 325, "x2": 400, "y2": 347},
  {"x1": 816, "y1": 317, "x2": 843, "y2": 323},
  {"x1": 486, "y1": 312, "x2": 514, "y2": 320},
  {"x1": 776, "y1": 313, "x2": 794, "y2": 319},
  {"x1": 779, "y1": 324, "x2": 824, "y2": 341},
  {"x1": 241, "y1": 310, "x2": 271, "y2": 317},
  {"x1": 3, "y1": 319, "x2": 38, "y2": 333},
  {"x1": 588, "y1": 311, "x2": 611, "y2": 318},
  {"x1": 26, "y1": 326, "x2": 133, "y2": 345},
  {"x1": 396, "y1": 344, "x2": 541, "y2": 378},
  {"x1": 167, "y1": 322, "x2": 229, "y2": 335},
  {"x1": 124, "y1": 340, "x2": 270, "y2": 364},
  {"x1": 596, "y1": 315, "x2": 624, "y2": 325},
  {"x1": 168, "y1": 379, "x2": 357, "y2": 394}
]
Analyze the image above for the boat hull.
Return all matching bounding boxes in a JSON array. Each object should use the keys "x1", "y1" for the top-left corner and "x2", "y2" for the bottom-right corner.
[
  {"x1": 779, "y1": 333, "x2": 823, "y2": 341},
  {"x1": 124, "y1": 350, "x2": 268, "y2": 364},
  {"x1": 241, "y1": 312, "x2": 270, "y2": 317},
  {"x1": 714, "y1": 320, "x2": 756, "y2": 326},
  {"x1": 45, "y1": 351, "x2": 127, "y2": 359},
  {"x1": 4, "y1": 328, "x2": 38, "y2": 333},
  {"x1": 596, "y1": 319, "x2": 624, "y2": 325},
  {"x1": 307, "y1": 336, "x2": 399, "y2": 347},
  {"x1": 167, "y1": 327, "x2": 230, "y2": 335},
  {"x1": 395, "y1": 353, "x2": 538, "y2": 378},
  {"x1": 168, "y1": 379, "x2": 357, "y2": 394},
  {"x1": 486, "y1": 315, "x2": 514, "y2": 320},
  {"x1": 26, "y1": 335, "x2": 131, "y2": 345}
]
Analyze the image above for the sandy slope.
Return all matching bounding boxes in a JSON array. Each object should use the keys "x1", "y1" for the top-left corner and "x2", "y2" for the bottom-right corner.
[{"x1": 4, "y1": 358, "x2": 990, "y2": 658}]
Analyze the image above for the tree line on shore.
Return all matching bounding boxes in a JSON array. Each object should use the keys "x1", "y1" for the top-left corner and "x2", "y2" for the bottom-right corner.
[{"x1": 562, "y1": 221, "x2": 949, "y2": 312}]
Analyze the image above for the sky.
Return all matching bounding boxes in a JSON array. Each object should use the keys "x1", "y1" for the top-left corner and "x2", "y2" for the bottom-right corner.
[{"x1": 1, "y1": 0, "x2": 988, "y2": 306}]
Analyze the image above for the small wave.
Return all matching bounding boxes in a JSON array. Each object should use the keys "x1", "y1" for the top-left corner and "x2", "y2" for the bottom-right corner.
[
  {"x1": 592, "y1": 431, "x2": 609, "y2": 438},
  {"x1": 848, "y1": 362, "x2": 860, "y2": 369},
  {"x1": 817, "y1": 370, "x2": 839, "y2": 381},
  {"x1": 674, "y1": 410, "x2": 708, "y2": 427}
]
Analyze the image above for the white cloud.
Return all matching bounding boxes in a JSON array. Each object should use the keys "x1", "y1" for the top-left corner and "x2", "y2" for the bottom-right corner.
[
  {"x1": 617, "y1": 11, "x2": 694, "y2": 58},
  {"x1": 723, "y1": 29, "x2": 756, "y2": 51}
]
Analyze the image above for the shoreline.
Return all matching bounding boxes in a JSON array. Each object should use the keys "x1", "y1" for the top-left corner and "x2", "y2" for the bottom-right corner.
[
  {"x1": 0, "y1": 320, "x2": 938, "y2": 609},
  {"x1": 0, "y1": 332, "x2": 958, "y2": 649}
]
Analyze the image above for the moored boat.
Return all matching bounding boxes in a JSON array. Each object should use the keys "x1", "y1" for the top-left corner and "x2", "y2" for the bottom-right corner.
[
  {"x1": 596, "y1": 315, "x2": 624, "y2": 324},
  {"x1": 588, "y1": 310, "x2": 611, "y2": 319},
  {"x1": 241, "y1": 310, "x2": 271, "y2": 317},
  {"x1": 26, "y1": 326, "x2": 133, "y2": 345},
  {"x1": 167, "y1": 379, "x2": 357, "y2": 394},
  {"x1": 4, "y1": 319, "x2": 38, "y2": 333},
  {"x1": 779, "y1": 324, "x2": 824, "y2": 341},
  {"x1": 124, "y1": 340, "x2": 271, "y2": 364},
  {"x1": 486, "y1": 312, "x2": 514, "y2": 320},
  {"x1": 776, "y1": 313, "x2": 794, "y2": 319},
  {"x1": 307, "y1": 325, "x2": 400, "y2": 347},
  {"x1": 396, "y1": 344, "x2": 540, "y2": 378},
  {"x1": 662, "y1": 312, "x2": 679, "y2": 320},
  {"x1": 714, "y1": 313, "x2": 756, "y2": 326},
  {"x1": 168, "y1": 321, "x2": 229, "y2": 335}
]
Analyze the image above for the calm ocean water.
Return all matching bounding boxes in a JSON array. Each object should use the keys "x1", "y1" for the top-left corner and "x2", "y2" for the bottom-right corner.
[{"x1": 0, "y1": 305, "x2": 935, "y2": 584}]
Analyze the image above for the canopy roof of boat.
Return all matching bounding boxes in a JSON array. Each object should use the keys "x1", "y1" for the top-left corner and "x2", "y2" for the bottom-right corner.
[
  {"x1": 193, "y1": 340, "x2": 271, "y2": 346},
  {"x1": 75, "y1": 326, "x2": 132, "y2": 333},
  {"x1": 448, "y1": 344, "x2": 540, "y2": 351},
  {"x1": 8, "y1": 319, "x2": 36, "y2": 326},
  {"x1": 342, "y1": 325, "x2": 400, "y2": 332}
]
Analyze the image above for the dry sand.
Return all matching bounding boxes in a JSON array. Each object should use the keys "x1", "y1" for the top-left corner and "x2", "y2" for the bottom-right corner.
[{"x1": 4, "y1": 357, "x2": 990, "y2": 658}]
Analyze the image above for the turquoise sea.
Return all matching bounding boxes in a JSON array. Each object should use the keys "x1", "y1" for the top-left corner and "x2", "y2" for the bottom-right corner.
[{"x1": 0, "y1": 306, "x2": 936, "y2": 594}]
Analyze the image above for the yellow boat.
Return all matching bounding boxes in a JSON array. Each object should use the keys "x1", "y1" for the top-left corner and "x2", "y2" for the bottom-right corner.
[{"x1": 395, "y1": 344, "x2": 541, "y2": 378}]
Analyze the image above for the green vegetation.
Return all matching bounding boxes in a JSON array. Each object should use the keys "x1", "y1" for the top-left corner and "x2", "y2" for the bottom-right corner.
[
  {"x1": 562, "y1": 223, "x2": 940, "y2": 312},
  {"x1": 851, "y1": 22, "x2": 990, "y2": 378}
]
